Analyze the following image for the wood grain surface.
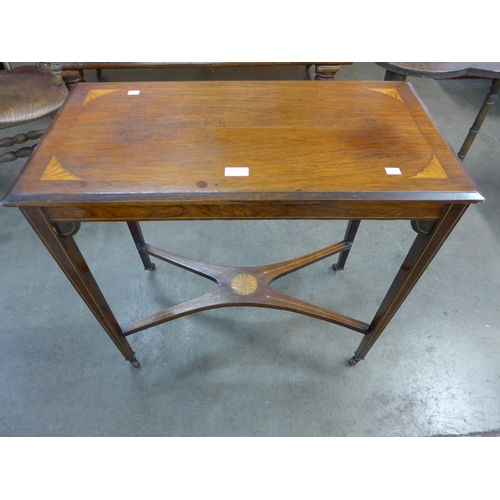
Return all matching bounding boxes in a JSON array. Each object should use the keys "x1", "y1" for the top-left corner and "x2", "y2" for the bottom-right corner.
[{"x1": 2, "y1": 81, "x2": 483, "y2": 208}]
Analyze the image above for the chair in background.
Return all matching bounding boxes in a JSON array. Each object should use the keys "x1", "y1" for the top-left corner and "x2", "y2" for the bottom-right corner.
[
  {"x1": 376, "y1": 63, "x2": 500, "y2": 160},
  {"x1": 0, "y1": 63, "x2": 68, "y2": 163}
]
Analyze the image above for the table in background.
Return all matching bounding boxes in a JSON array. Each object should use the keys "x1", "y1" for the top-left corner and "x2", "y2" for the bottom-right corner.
[
  {"x1": 1, "y1": 80, "x2": 483, "y2": 368},
  {"x1": 60, "y1": 62, "x2": 351, "y2": 90},
  {"x1": 377, "y1": 62, "x2": 500, "y2": 160}
]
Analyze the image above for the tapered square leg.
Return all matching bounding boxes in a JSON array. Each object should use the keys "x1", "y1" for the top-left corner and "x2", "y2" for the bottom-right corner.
[
  {"x1": 127, "y1": 221, "x2": 155, "y2": 270},
  {"x1": 332, "y1": 220, "x2": 361, "y2": 271},
  {"x1": 21, "y1": 207, "x2": 138, "y2": 365},
  {"x1": 350, "y1": 204, "x2": 468, "y2": 364}
]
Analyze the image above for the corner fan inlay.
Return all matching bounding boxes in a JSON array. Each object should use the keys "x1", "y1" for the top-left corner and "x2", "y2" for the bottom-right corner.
[
  {"x1": 82, "y1": 89, "x2": 119, "y2": 106},
  {"x1": 409, "y1": 153, "x2": 448, "y2": 179},
  {"x1": 40, "y1": 155, "x2": 82, "y2": 181},
  {"x1": 369, "y1": 88, "x2": 404, "y2": 103}
]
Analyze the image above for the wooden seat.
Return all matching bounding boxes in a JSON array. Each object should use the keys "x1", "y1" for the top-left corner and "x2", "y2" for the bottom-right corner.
[{"x1": 0, "y1": 63, "x2": 68, "y2": 163}]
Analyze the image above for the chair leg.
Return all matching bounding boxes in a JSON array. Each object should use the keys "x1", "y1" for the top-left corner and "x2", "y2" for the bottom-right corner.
[
  {"x1": 0, "y1": 145, "x2": 37, "y2": 163},
  {"x1": 0, "y1": 129, "x2": 46, "y2": 163}
]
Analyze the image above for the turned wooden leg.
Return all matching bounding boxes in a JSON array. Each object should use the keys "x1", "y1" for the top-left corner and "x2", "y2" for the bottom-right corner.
[
  {"x1": 349, "y1": 204, "x2": 468, "y2": 365},
  {"x1": 0, "y1": 130, "x2": 46, "y2": 148},
  {"x1": 62, "y1": 69, "x2": 85, "y2": 91},
  {"x1": 127, "y1": 221, "x2": 155, "y2": 270},
  {"x1": 314, "y1": 65, "x2": 340, "y2": 80},
  {"x1": 458, "y1": 78, "x2": 500, "y2": 160},
  {"x1": 0, "y1": 145, "x2": 38, "y2": 163},
  {"x1": 0, "y1": 129, "x2": 47, "y2": 163},
  {"x1": 21, "y1": 207, "x2": 139, "y2": 366}
]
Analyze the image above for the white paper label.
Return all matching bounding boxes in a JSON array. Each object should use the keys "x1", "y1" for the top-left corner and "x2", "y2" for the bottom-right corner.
[
  {"x1": 127, "y1": 90, "x2": 140, "y2": 95},
  {"x1": 385, "y1": 167, "x2": 402, "y2": 175},
  {"x1": 225, "y1": 167, "x2": 249, "y2": 177}
]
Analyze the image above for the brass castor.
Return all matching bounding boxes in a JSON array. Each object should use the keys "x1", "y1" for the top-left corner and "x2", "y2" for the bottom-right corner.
[
  {"x1": 348, "y1": 353, "x2": 363, "y2": 366},
  {"x1": 128, "y1": 356, "x2": 141, "y2": 368}
]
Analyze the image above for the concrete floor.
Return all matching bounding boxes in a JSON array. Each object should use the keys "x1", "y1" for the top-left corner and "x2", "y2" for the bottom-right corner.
[{"x1": 1, "y1": 63, "x2": 499, "y2": 437}]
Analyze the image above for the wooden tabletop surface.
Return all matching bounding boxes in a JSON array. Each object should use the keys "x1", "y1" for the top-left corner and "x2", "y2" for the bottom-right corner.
[{"x1": 2, "y1": 81, "x2": 483, "y2": 207}]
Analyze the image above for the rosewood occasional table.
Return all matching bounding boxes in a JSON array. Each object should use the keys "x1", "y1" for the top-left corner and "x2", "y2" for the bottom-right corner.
[{"x1": 1, "y1": 81, "x2": 484, "y2": 368}]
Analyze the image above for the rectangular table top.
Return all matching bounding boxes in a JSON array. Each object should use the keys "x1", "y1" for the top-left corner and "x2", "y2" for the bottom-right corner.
[{"x1": 2, "y1": 80, "x2": 483, "y2": 207}]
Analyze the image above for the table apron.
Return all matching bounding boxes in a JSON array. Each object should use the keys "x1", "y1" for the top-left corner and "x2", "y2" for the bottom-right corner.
[{"x1": 43, "y1": 201, "x2": 448, "y2": 222}]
